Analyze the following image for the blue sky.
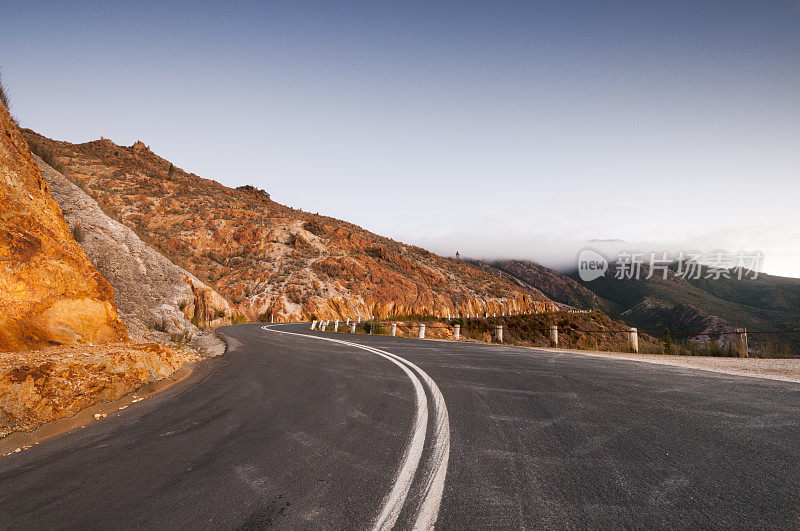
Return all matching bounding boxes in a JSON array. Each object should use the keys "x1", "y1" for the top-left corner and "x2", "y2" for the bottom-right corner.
[{"x1": 2, "y1": 1, "x2": 799, "y2": 276}]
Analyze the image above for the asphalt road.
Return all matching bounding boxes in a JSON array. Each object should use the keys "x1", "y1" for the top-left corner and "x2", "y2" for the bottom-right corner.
[{"x1": 1, "y1": 323, "x2": 799, "y2": 529}]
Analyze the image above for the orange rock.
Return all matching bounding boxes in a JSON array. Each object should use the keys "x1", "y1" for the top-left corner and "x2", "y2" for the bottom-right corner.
[{"x1": 0, "y1": 101, "x2": 127, "y2": 351}]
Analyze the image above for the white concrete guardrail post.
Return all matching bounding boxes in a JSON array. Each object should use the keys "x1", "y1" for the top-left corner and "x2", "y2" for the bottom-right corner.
[
  {"x1": 549, "y1": 325, "x2": 558, "y2": 348},
  {"x1": 346, "y1": 317, "x2": 350, "y2": 325},
  {"x1": 350, "y1": 322, "x2": 356, "y2": 334},
  {"x1": 270, "y1": 314, "x2": 273, "y2": 323},
  {"x1": 418, "y1": 324, "x2": 426, "y2": 339},
  {"x1": 334, "y1": 320, "x2": 339, "y2": 332},
  {"x1": 496, "y1": 325, "x2": 503, "y2": 343},
  {"x1": 391, "y1": 323, "x2": 397, "y2": 336},
  {"x1": 453, "y1": 324, "x2": 460, "y2": 340},
  {"x1": 735, "y1": 328, "x2": 748, "y2": 357},
  {"x1": 310, "y1": 320, "x2": 317, "y2": 330},
  {"x1": 628, "y1": 327, "x2": 639, "y2": 353}
]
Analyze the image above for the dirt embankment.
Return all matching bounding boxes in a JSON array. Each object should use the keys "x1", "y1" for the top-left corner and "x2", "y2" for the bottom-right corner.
[{"x1": 0, "y1": 343, "x2": 199, "y2": 438}]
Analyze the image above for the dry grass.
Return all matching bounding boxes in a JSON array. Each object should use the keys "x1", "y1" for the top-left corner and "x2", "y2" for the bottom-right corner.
[
  {"x1": 0, "y1": 71, "x2": 9, "y2": 111},
  {"x1": 26, "y1": 137, "x2": 66, "y2": 174}
]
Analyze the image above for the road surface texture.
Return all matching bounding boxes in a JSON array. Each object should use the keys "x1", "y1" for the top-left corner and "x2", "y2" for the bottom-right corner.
[{"x1": 1, "y1": 323, "x2": 799, "y2": 529}]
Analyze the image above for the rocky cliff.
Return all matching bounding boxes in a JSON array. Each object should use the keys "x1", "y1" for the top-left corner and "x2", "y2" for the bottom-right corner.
[
  {"x1": 0, "y1": 103, "x2": 127, "y2": 351},
  {"x1": 35, "y1": 156, "x2": 229, "y2": 356},
  {"x1": 22, "y1": 131, "x2": 560, "y2": 321}
]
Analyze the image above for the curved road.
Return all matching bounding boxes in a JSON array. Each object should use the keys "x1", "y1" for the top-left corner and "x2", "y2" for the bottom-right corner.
[{"x1": 1, "y1": 323, "x2": 799, "y2": 528}]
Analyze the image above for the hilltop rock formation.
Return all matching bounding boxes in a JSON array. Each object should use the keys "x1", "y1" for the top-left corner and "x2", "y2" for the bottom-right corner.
[
  {"x1": 35, "y1": 156, "x2": 229, "y2": 355},
  {"x1": 0, "y1": 102, "x2": 127, "y2": 351},
  {"x1": 21, "y1": 130, "x2": 560, "y2": 321}
]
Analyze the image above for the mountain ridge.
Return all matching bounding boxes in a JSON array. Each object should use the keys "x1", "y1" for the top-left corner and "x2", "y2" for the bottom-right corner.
[{"x1": 22, "y1": 130, "x2": 560, "y2": 322}]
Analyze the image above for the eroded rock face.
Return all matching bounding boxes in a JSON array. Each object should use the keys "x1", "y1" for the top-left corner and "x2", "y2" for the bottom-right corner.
[
  {"x1": 21, "y1": 130, "x2": 561, "y2": 322},
  {"x1": 0, "y1": 103, "x2": 127, "y2": 351},
  {"x1": 36, "y1": 157, "x2": 229, "y2": 356}
]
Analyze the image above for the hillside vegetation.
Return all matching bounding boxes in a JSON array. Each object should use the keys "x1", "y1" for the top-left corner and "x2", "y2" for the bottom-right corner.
[{"x1": 22, "y1": 130, "x2": 558, "y2": 322}]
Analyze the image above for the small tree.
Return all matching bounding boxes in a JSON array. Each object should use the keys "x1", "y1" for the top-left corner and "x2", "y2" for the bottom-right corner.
[{"x1": 663, "y1": 327, "x2": 674, "y2": 354}]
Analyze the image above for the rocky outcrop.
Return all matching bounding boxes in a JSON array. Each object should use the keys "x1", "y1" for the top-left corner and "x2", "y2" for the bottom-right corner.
[
  {"x1": 21, "y1": 130, "x2": 561, "y2": 322},
  {"x1": 0, "y1": 102, "x2": 127, "y2": 352},
  {"x1": 36, "y1": 157, "x2": 229, "y2": 356},
  {"x1": 0, "y1": 342, "x2": 198, "y2": 437}
]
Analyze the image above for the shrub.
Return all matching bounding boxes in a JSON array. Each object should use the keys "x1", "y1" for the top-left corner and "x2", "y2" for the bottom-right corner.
[
  {"x1": 663, "y1": 328, "x2": 674, "y2": 354},
  {"x1": 236, "y1": 184, "x2": 270, "y2": 200},
  {"x1": 303, "y1": 218, "x2": 325, "y2": 236},
  {"x1": 71, "y1": 223, "x2": 85, "y2": 243},
  {"x1": 26, "y1": 138, "x2": 66, "y2": 174},
  {"x1": 0, "y1": 70, "x2": 9, "y2": 111},
  {"x1": 170, "y1": 330, "x2": 192, "y2": 349}
]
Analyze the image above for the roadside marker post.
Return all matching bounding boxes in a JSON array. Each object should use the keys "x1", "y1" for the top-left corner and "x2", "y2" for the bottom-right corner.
[
  {"x1": 628, "y1": 327, "x2": 639, "y2": 353},
  {"x1": 453, "y1": 324, "x2": 460, "y2": 341},
  {"x1": 391, "y1": 323, "x2": 397, "y2": 336},
  {"x1": 334, "y1": 320, "x2": 339, "y2": 332},
  {"x1": 418, "y1": 324, "x2": 426, "y2": 339},
  {"x1": 734, "y1": 328, "x2": 748, "y2": 357},
  {"x1": 549, "y1": 325, "x2": 558, "y2": 348},
  {"x1": 496, "y1": 325, "x2": 503, "y2": 343},
  {"x1": 350, "y1": 322, "x2": 357, "y2": 334},
  {"x1": 310, "y1": 320, "x2": 317, "y2": 330}
]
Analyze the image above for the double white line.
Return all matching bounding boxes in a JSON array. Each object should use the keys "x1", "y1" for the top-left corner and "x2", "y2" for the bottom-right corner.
[{"x1": 262, "y1": 325, "x2": 450, "y2": 530}]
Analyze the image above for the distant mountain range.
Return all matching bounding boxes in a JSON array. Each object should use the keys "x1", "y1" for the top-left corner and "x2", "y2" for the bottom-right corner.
[{"x1": 483, "y1": 259, "x2": 800, "y2": 353}]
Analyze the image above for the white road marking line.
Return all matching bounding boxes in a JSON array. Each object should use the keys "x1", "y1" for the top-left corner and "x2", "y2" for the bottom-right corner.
[
  {"x1": 261, "y1": 325, "x2": 450, "y2": 530},
  {"x1": 405, "y1": 361, "x2": 450, "y2": 531}
]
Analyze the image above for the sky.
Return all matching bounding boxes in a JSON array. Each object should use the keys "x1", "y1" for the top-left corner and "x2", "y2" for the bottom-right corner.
[{"x1": 2, "y1": 1, "x2": 799, "y2": 276}]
